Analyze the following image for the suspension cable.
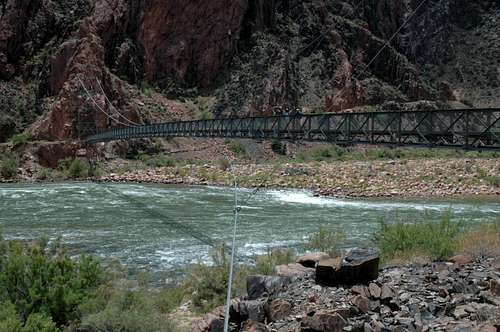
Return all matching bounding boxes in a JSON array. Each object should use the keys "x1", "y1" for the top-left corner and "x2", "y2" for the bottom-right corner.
[
  {"x1": 322, "y1": 0, "x2": 430, "y2": 113},
  {"x1": 223, "y1": 158, "x2": 239, "y2": 332},
  {"x1": 95, "y1": 78, "x2": 143, "y2": 127},
  {"x1": 78, "y1": 77, "x2": 133, "y2": 128}
]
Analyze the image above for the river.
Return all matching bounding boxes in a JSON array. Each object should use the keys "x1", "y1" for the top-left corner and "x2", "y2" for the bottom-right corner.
[{"x1": 0, "y1": 182, "x2": 498, "y2": 280}]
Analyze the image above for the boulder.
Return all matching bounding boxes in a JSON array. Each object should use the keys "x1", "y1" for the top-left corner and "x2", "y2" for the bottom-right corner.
[
  {"x1": 275, "y1": 263, "x2": 315, "y2": 278},
  {"x1": 231, "y1": 300, "x2": 266, "y2": 323},
  {"x1": 449, "y1": 255, "x2": 472, "y2": 265},
  {"x1": 351, "y1": 295, "x2": 370, "y2": 314},
  {"x1": 380, "y1": 285, "x2": 394, "y2": 301},
  {"x1": 490, "y1": 278, "x2": 500, "y2": 296},
  {"x1": 315, "y1": 258, "x2": 342, "y2": 287},
  {"x1": 351, "y1": 285, "x2": 369, "y2": 297},
  {"x1": 302, "y1": 311, "x2": 347, "y2": 332},
  {"x1": 192, "y1": 306, "x2": 224, "y2": 332},
  {"x1": 316, "y1": 249, "x2": 379, "y2": 286},
  {"x1": 267, "y1": 299, "x2": 292, "y2": 322},
  {"x1": 296, "y1": 252, "x2": 330, "y2": 268},
  {"x1": 247, "y1": 275, "x2": 292, "y2": 300},
  {"x1": 241, "y1": 320, "x2": 269, "y2": 332},
  {"x1": 368, "y1": 283, "x2": 381, "y2": 298}
]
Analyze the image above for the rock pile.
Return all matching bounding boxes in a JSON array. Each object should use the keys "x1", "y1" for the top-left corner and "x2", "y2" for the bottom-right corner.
[{"x1": 193, "y1": 252, "x2": 500, "y2": 332}]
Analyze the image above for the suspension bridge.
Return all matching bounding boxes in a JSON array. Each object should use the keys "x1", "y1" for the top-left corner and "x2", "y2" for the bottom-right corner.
[{"x1": 85, "y1": 108, "x2": 500, "y2": 150}]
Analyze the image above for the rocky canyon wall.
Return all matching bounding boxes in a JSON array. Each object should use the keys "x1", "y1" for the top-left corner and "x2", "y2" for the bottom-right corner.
[{"x1": 0, "y1": 0, "x2": 498, "y2": 141}]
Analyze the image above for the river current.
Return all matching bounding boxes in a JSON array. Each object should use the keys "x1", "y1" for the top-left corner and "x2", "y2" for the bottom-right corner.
[{"x1": 0, "y1": 182, "x2": 498, "y2": 279}]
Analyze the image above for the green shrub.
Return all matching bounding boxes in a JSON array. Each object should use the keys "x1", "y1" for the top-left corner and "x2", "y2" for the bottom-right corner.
[
  {"x1": 37, "y1": 168, "x2": 54, "y2": 181},
  {"x1": 1, "y1": 153, "x2": 18, "y2": 178},
  {"x1": 305, "y1": 228, "x2": 345, "y2": 257},
  {"x1": 375, "y1": 212, "x2": 462, "y2": 262},
  {"x1": 0, "y1": 236, "x2": 103, "y2": 328},
  {"x1": 227, "y1": 141, "x2": 246, "y2": 158},
  {"x1": 10, "y1": 133, "x2": 31, "y2": 148},
  {"x1": 271, "y1": 139, "x2": 286, "y2": 155},
  {"x1": 80, "y1": 286, "x2": 176, "y2": 332},
  {"x1": 22, "y1": 313, "x2": 58, "y2": 332},
  {"x1": 67, "y1": 159, "x2": 89, "y2": 179},
  {"x1": 254, "y1": 248, "x2": 295, "y2": 275},
  {"x1": 217, "y1": 158, "x2": 231, "y2": 171},
  {"x1": 0, "y1": 301, "x2": 22, "y2": 331},
  {"x1": 145, "y1": 155, "x2": 176, "y2": 168},
  {"x1": 184, "y1": 246, "x2": 231, "y2": 313}
]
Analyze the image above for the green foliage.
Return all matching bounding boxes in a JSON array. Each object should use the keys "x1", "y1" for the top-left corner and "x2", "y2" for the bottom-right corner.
[
  {"x1": 10, "y1": 133, "x2": 31, "y2": 148},
  {"x1": 184, "y1": 245, "x2": 233, "y2": 313},
  {"x1": 291, "y1": 146, "x2": 499, "y2": 163},
  {"x1": 310, "y1": 146, "x2": 347, "y2": 161},
  {"x1": 271, "y1": 139, "x2": 286, "y2": 155},
  {"x1": 305, "y1": 228, "x2": 345, "y2": 257},
  {"x1": 80, "y1": 285, "x2": 177, "y2": 332},
  {"x1": 184, "y1": 245, "x2": 296, "y2": 313},
  {"x1": 22, "y1": 313, "x2": 58, "y2": 332},
  {"x1": 227, "y1": 140, "x2": 246, "y2": 158},
  {"x1": 375, "y1": 212, "x2": 462, "y2": 262},
  {"x1": 0, "y1": 301, "x2": 22, "y2": 332},
  {"x1": 68, "y1": 159, "x2": 89, "y2": 178},
  {"x1": 217, "y1": 158, "x2": 231, "y2": 171},
  {"x1": 476, "y1": 167, "x2": 500, "y2": 186},
  {"x1": 140, "y1": 82, "x2": 154, "y2": 98},
  {"x1": 37, "y1": 168, "x2": 55, "y2": 181},
  {"x1": 145, "y1": 155, "x2": 177, "y2": 168},
  {"x1": 254, "y1": 248, "x2": 295, "y2": 275},
  {"x1": 0, "y1": 236, "x2": 103, "y2": 328},
  {"x1": 57, "y1": 159, "x2": 102, "y2": 179},
  {"x1": 0, "y1": 153, "x2": 18, "y2": 178}
]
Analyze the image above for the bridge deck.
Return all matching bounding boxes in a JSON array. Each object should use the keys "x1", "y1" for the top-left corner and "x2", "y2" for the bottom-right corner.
[{"x1": 86, "y1": 109, "x2": 500, "y2": 150}]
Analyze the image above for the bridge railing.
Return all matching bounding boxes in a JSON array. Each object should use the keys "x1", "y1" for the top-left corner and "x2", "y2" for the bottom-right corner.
[{"x1": 86, "y1": 108, "x2": 500, "y2": 150}]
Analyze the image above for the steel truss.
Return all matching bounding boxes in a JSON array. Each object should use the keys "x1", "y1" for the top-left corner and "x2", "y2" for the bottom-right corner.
[{"x1": 86, "y1": 109, "x2": 500, "y2": 150}]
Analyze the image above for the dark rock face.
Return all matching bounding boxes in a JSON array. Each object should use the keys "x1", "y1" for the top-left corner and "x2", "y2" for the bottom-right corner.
[
  {"x1": 0, "y1": 0, "x2": 499, "y2": 142},
  {"x1": 247, "y1": 275, "x2": 291, "y2": 300},
  {"x1": 316, "y1": 249, "x2": 379, "y2": 286},
  {"x1": 138, "y1": 0, "x2": 247, "y2": 88}
]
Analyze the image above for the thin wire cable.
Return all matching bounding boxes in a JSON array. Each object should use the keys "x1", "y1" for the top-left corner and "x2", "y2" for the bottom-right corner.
[
  {"x1": 359, "y1": 0, "x2": 429, "y2": 78},
  {"x1": 323, "y1": 0, "x2": 430, "y2": 113},
  {"x1": 95, "y1": 78, "x2": 142, "y2": 127},
  {"x1": 96, "y1": 180, "x2": 218, "y2": 247},
  {"x1": 223, "y1": 160, "x2": 239, "y2": 332},
  {"x1": 78, "y1": 77, "x2": 133, "y2": 128}
]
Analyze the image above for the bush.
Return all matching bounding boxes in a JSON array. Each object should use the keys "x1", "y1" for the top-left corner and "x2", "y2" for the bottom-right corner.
[
  {"x1": 217, "y1": 158, "x2": 231, "y2": 171},
  {"x1": 80, "y1": 286, "x2": 177, "y2": 332},
  {"x1": 67, "y1": 159, "x2": 90, "y2": 179},
  {"x1": 0, "y1": 236, "x2": 103, "y2": 328},
  {"x1": 10, "y1": 133, "x2": 31, "y2": 148},
  {"x1": 145, "y1": 155, "x2": 176, "y2": 168},
  {"x1": 227, "y1": 141, "x2": 246, "y2": 158},
  {"x1": 456, "y1": 220, "x2": 500, "y2": 259},
  {"x1": 271, "y1": 139, "x2": 286, "y2": 155},
  {"x1": 1, "y1": 153, "x2": 18, "y2": 178},
  {"x1": 375, "y1": 212, "x2": 462, "y2": 262},
  {"x1": 183, "y1": 245, "x2": 296, "y2": 313},
  {"x1": 254, "y1": 248, "x2": 295, "y2": 275},
  {"x1": 305, "y1": 228, "x2": 345, "y2": 257}
]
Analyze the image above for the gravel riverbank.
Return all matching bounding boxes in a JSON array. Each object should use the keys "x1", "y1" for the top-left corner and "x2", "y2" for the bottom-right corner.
[{"x1": 98, "y1": 158, "x2": 499, "y2": 199}]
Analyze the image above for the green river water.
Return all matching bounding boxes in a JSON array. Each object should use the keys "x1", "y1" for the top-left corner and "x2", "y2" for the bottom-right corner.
[{"x1": 0, "y1": 182, "x2": 498, "y2": 280}]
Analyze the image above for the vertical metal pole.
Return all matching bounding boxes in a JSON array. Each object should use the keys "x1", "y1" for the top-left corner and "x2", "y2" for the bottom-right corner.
[
  {"x1": 465, "y1": 111, "x2": 470, "y2": 149},
  {"x1": 370, "y1": 113, "x2": 375, "y2": 144},
  {"x1": 397, "y1": 112, "x2": 402, "y2": 145},
  {"x1": 224, "y1": 173, "x2": 239, "y2": 332},
  {"x1": 347, "y1": 114, "x2": 352, "y2": 143}
]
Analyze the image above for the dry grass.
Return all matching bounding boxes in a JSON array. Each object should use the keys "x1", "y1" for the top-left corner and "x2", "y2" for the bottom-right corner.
[{"x1": 456, "y1": 220, "x2": 500, "y2": 259}]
